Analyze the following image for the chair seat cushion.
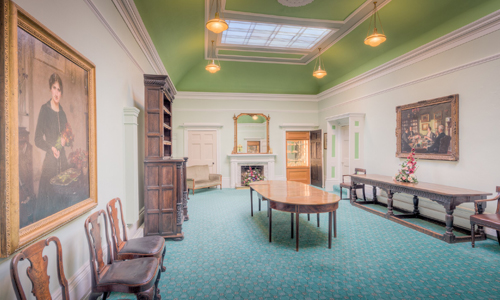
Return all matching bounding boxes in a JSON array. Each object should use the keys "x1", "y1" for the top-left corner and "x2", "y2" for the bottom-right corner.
[
  {"x1": 99, "y1": 257, "x2": 158, "y2": 286},
  {"x1": 119, "y1": 236, "x2": 165, "y2": 256},
  {"x1": 470, "y1": 213, "x2": 500, "y2": 229}
]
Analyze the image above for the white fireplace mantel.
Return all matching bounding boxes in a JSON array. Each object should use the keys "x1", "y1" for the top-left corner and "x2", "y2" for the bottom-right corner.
[{"x1": 228, "y1": 154, "x2": 276, "y2": 188}]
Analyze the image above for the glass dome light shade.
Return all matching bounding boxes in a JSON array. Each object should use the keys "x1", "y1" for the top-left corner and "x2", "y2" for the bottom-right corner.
[
  {"x1": 313, "y1": 66, "x2": 327, "y2": 79},
  {"x1": 364, "y1": 28, "x2": 386, "y2": 47},
  {"x1": 205, "y1": 60, "x2": 220, "y2": 73},
  {"x1": 206, "y1": 12, "x2": 228, "y2": 34}
]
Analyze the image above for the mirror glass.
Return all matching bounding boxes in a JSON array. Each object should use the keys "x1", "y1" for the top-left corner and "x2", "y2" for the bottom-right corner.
[{"x1": 236, "y1": 114, "x2": 267, "y2": 153}]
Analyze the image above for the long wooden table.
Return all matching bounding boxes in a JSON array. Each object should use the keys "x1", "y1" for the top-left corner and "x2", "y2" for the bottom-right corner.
[
  {"x1": 249, "y1": 181, "x2": 340, "y2": 251},
  {"x1": 350, "y1": 174, "x2": 491, "y2": 243}
]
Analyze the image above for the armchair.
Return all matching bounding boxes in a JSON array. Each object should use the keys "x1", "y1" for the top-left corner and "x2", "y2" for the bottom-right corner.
[
  {"x1": 471, "y1": 186, "x2": 500, "y2": 248},
  {"x1": 339, "y1": 168, "x2": 366, "y2": 201},
  {"x1": 186, "y1": 165, "x2": 222, "y2": 195}
]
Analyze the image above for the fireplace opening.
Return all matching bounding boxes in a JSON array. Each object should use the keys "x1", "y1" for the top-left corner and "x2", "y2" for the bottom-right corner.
[{"x1": 241, "y1": 165, "x2": 264, "y2": 186}]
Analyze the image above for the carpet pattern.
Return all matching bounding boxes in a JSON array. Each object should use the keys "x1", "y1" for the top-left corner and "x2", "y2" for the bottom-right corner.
[{"x1": 108, "y1": 188, "x2": 500, "y2": 299}]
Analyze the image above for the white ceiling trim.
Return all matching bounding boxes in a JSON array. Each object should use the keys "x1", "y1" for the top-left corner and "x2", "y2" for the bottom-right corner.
[
  {"x1": 174, "y1": 108, "x2": 319, "y2": 114},
  {"x1": 84, "y1": 0, "x2": 144, "y2": 73},
  {"x1": 317, "y1": 9, "x2": 500, "y2": 101},
  {"x1": 175, "y1": 91, "x2": 318, "y2": 102},
  {"x1": 179, "y1": 123, "x2": 224, "y2": 128},
  {"x1": 113, "y1": 0, "x2": 177, "y2": 94}
]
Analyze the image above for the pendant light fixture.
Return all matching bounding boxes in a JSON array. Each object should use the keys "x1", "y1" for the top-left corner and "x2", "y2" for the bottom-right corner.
[
  {"x1": 312, "y1": 48, "x2": 327, "y2": 79},
  {"x1": 206, "y1": 0, "x2": 228, "y2": 34},
  {"x1": 364, "y1": 1, "x2": 386, "y2": 47},
  {"x1": 205, "y1": 40, "x2": 221, "y2": 74}
]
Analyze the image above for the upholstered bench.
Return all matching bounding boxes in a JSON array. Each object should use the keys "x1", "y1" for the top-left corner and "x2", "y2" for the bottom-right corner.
[{"x1": 187, "y1": 165, "x2": 222, "y2": 195}]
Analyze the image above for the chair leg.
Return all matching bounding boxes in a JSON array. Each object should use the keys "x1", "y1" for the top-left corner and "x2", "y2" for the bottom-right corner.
[
  {"x1": 362, "y1": 187, "x2": 366, "y2": 201},
  {"x1": 340, "y1": 187, "x2": 343, "y2": 199},
  {"x1": 161, "y1": 246, "x2": 166, "y2": 272},
  {"x1": 471, "y1": 223, "x2": 475, "y2": 248},
  {"x1": 154, "y1": 270, "x2": 162, "y2": 300},
  {"x1": 88, "y1": 292, "x2": 102, "y2": 300},
  {"x1": 497, "y1": 230, "x2": 500, "y2": 246},
  {"x1": 103, "y1": 292, "x2": 111, "y2": 300},
  {"x1": 136, "y1": 285, "x2": 156, "y2": 300}
]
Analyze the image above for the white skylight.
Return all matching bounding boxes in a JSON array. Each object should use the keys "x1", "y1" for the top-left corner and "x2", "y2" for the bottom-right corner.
[{"x1": 220, "y1": 20, "x2": 332, "y2": 50}]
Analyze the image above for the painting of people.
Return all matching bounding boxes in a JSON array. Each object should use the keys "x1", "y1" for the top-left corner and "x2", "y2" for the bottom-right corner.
[
  {"x1": 396, "y1": 95, "x2": 459, "y2": 161},
  {"x1": 17, "y1": 27, "x2": 90, "y2": 228}
]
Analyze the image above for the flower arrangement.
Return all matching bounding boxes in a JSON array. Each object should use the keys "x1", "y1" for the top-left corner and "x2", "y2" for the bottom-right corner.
[
  {"x1": 394, "y1": 148, "x2": 418, "y2": 183},
  {"x1": 242, "y1": 167, "x2": 265, "y2": 186},
  {"x1": 68, "y1": 148, "x2": 89, "y2": 171},
  {"x1": 55, "y1": 123, "x2": 74, "y2": 150}
]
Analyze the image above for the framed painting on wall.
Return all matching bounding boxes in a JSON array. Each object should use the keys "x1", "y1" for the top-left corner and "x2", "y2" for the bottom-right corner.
[
  {"x1": 0, "y1": 0, "x2": 97, "y2": 257},
  {"x1": 396, "y1": 94, "x2": 459, "y2": 161}
]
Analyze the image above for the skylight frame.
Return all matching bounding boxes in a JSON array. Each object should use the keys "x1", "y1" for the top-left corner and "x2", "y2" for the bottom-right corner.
[{"x1": 220, "y1": 20, "x2": 333, "y2": 50}]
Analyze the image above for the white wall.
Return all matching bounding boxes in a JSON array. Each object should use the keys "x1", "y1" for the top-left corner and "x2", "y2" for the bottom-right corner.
[
  {"x1": 0, "y1": 0, "x2": 155, "y2": 299},
  {"x1": 319, "y1": 26, "x2": 500, "y2": 229},
  {"x1": 172, "y1": 98, "x2": 319, "y2": 184}
]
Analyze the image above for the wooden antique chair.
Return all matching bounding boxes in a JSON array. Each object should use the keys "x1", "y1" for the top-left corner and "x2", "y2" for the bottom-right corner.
[
  {"x1": 85, "y1": 210, "x2": 162, "y2": 300},
  {"x1": 107, "y1": 198, "x2": 166, "y2": 272},
  {"x1": 471, "y1": 186, "x2": 500, "y2": 248},
  {"x1": 339, "y1": 168, "x2": 366, "y2": 201},
  {"x1": 11, "y1": 236, "x2": 70, "y2": 300}
]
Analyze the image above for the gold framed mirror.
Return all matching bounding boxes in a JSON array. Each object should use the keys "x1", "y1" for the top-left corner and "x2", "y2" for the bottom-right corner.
[{"x1": 232, "y1": 113, "x2": 270, "y2": 154}]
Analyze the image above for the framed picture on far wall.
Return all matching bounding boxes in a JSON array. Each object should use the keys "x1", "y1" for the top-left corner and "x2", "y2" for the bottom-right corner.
[
  {"x1": 0, "y1": 0, "x2": 97, "y2": 257},
  {"x1": 396, "y1": 94, "x2": 459, "y2": 161}
]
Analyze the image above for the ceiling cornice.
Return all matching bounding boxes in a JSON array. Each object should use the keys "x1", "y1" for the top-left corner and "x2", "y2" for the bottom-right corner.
[
  {"x1": 175, "y1": 91, "x2": 318, "y2": 102},
  {"x1": 113, "y1": 0, "x2": 177, "y2": 94}
]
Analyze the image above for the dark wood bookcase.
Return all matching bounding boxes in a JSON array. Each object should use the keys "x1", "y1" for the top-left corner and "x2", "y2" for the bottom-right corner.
[{"x1": 143, "y1": 74, "x2": 188, "y2": 240}]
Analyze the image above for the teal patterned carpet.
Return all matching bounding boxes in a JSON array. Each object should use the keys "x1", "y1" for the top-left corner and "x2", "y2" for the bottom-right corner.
[{"x1": 108, "y1": 188, "x2": 500, "y2": 300}]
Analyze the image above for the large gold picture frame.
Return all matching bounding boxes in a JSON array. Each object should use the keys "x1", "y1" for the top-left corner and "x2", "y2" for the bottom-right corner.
[
  {"x1": 0, "y1": 0, "x2": 97, "y2": 257},
  {"x1": 396, "y1": 94, "x2": 459, "y2": 161}
]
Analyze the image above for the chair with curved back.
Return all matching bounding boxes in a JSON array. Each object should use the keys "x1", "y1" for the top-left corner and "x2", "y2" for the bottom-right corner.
[
  {"x1": 10, "y1": 236, "x2": 70, "y2": 300},
  {"x1": 471, "y1": 186, "x2": 500, "y2": 248},
  {"x1": 339, "y1": 168, "x2": 367, "y2": 201},
  {"x1": 85, "y1": 209, "x2": 162, "y2": 300},
  {"x1": 106, "y1": 198, "x2": 166, "y2": 272}
]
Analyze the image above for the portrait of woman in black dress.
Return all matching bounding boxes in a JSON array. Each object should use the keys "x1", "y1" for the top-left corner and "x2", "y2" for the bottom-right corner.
[{"x1": 34, "y1": 73, "x2": 69, "y2": 221}]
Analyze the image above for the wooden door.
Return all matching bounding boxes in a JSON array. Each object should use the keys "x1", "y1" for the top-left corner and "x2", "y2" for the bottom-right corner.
[
  {"x1": 286, "y1": 131, "x2": 310, "y2": 184},
  {"x1": 187, "y1": 130, "x2": 217, "y2": 173},
  {"x1": 341, "y1": 125, "x2": 350, "y2": 177},
  {"x1": 310, "y1": 130, "x2": 322, "y2": 187}
]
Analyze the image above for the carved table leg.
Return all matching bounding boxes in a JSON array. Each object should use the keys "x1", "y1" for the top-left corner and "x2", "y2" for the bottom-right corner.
[
  {"x1": 269, "y1": 204, "x2": 272, "y2": 243},
  {"x1": 444, "y1": 206, "x2": 456, "y2": 243},
  {"x1": 291, "y1": 213, "x2": 294, "y2": 239},
  {"x1": 477, "y1": 202, "x2": 486, "y2": 237},
  {"x1": 250, "y1": 188, "x2": 253, "y2": 217},
  {"x1": 413, "y1": 195, "x2": 420, "y2": 215},
  {"x1": 373, "y1": 186, "x2": 378, "y2": 204},
  {"x1": 350, "y1": 182, "x2": 358, "y2": 204},
  {"x1": 386, "y1": 190, "x2": 394, "y2": 216}
]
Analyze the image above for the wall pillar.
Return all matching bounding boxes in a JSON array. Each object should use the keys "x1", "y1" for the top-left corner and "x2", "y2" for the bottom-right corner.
[{"x1": 123, "y1": 107, "x2": 140, "y2": 225}]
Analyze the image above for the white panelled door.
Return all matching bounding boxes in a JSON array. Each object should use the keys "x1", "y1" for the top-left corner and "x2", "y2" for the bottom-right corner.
[
  {"x1": 341, "y1": 125, "x2": 350, "y2": 178},
  {"x1": 187, "y1": 130, "x2": 217, "y2": 173}
]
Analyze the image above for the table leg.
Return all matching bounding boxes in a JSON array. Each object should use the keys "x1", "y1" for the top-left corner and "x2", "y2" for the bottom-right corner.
[
  {"x1": 317, "y1": 214, "x2": 320, "y2": 227},
  {"x1": 373, "y1": 186, "x2": 378, "y2": 204},
  {"x1": 413, "y1": 195, "x2": 420, "y2": 215},
  {"x1": 269, "y1": 205, "x2": 272, "y2": 243},
  {"x1": 259, "y1": 196, "x2": 261, "y2": 211},
  {"x1": 386, "y1": 190, "x2": 394, "y2": 216},
  {"x1": 307, "y1": 214, "x2": 310, "y2": 221},
  {"x1": 250, "y1": 188, "x2": 253, "y2": 217},
  {"x1": 291, "y1": 213, "x2": 294, "y2": 239},
  {"x1": 328, "y1": 212, "x2": 332, "y2": 249},
  {"x1": 444, "y1": 206, "x2": 456, "y2": 243},
  {"x1": 267, "y1": 199, "x2": 270, "y2": 217},
  {"x1": 334, "y1": 211, "x2": 337, "y2": 238},
  {"x1": 296, "y1": 207, "x2": 300, "y2": 252}
]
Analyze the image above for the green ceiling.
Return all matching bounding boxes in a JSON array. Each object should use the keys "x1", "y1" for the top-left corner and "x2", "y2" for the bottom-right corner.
[{"x1": 134, "y1": 0, "x2": 500, "y2": 95}]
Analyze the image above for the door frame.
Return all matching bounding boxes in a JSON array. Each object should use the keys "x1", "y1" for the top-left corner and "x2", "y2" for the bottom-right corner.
[
  {"x1": 324, "y1": 113, "x2": 365, "y2": 191},
  {"x1": 279, "y1": 123, "x2": 319, "y2": 181},
  {"x1": 182, "y1": 123, "x2": 223, "y2": 174},
  {"x1": 310, "y1": 129, "x2": 324, "y2": 188}
]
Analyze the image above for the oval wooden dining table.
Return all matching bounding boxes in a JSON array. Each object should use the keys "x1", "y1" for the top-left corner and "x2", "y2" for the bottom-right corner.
[{"x1": 249, "y1": 181, "x2": 341, "y2": 251}]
